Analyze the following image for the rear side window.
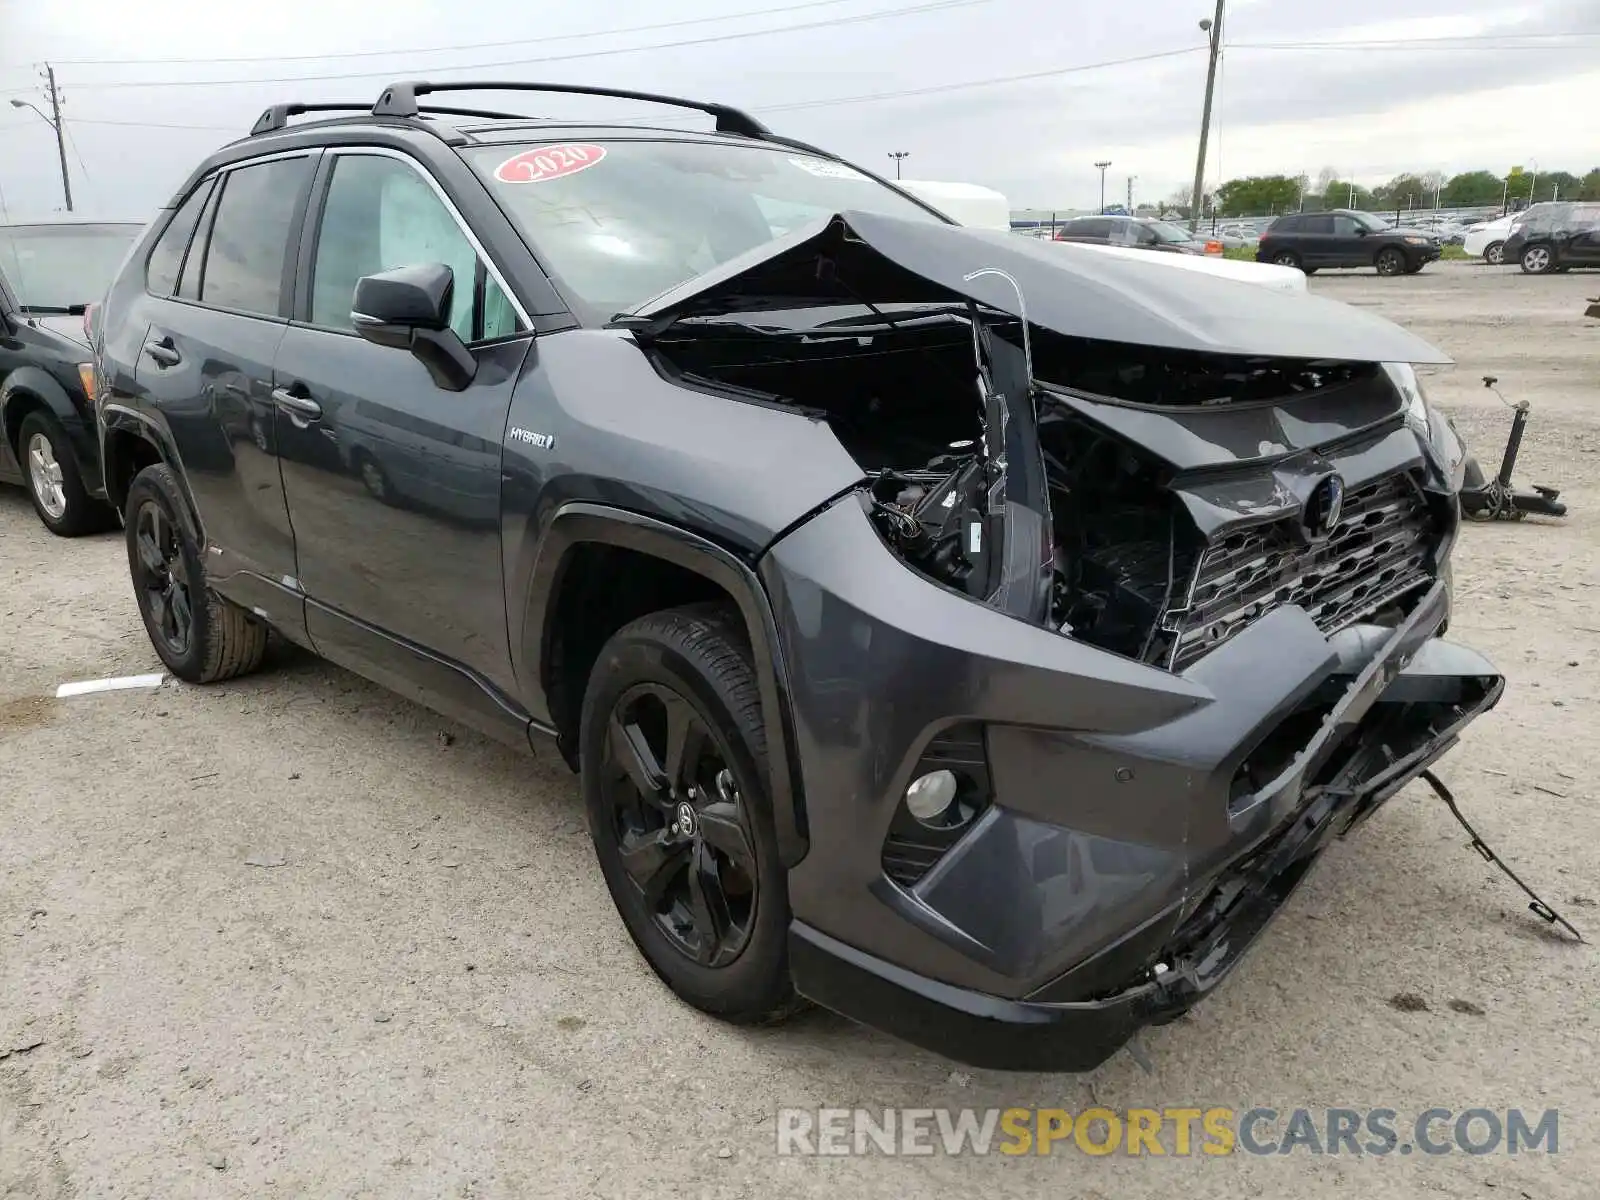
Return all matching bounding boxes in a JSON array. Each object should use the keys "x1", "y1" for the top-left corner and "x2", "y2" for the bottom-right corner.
[
  {"x1": 198, "y1": 156, "x2": 312, "y2": 317},
  {"x1": 145, "y1": 181, "x2": 213, "y2": 296},
  {"x1": 1066, "y1": 218, "x2": 1113, "y2": 239}
]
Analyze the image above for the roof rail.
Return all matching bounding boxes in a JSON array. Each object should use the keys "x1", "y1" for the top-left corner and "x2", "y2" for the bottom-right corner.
[
  {"x1": 370, "y1": 80, "x2": 775, "y2": 140},
  {"x1": 249, "y1": 101, "x2": 534, "y2": 136}
]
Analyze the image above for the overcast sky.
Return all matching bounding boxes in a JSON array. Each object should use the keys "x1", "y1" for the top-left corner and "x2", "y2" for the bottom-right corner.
[{"x1": 1, "y1": 0, "x2": 1597, "y2": 220}]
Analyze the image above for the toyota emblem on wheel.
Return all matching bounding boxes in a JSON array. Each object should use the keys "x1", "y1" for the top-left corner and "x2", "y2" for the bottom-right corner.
[{"x1": 1302, "y1": 474, "x2": 1346, "y2": 542}]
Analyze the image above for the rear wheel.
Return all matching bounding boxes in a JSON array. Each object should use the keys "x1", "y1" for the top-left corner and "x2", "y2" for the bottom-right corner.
[
  {"x1": 1483, "y1": 241, "x2": 1505, "y2": 265},
  {"x1": 1520, "y1": 244, "x2": 1555, "y2": 274},
  {"x1": 1375, "y1": 248, "x2": 1407, "y2": 276},
  {"x1": 1271, "y1": 250, "x2": 1303, "y2": 271},
  {"x1": 17, "y1": 411, "x2": 115, "y2": 537},
  {"x1": 580, "y1": 604, "x2": 799, "y2": 1024},
  {"x1": 125, "y1": 463, "x2": 268, "y2": 683}
]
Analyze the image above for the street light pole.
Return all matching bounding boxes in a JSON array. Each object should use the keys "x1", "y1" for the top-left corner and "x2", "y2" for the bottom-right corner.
[
  {"x1": 1094, "y1": 160, "x2": 1111, "y2": 213},
  {"x1": 1189, "y1": 0, "x2": 1225, "y2": 233},
  {"x1": 887, "y1": 151, "x2": 909, "y2": 180},
  {"x1": 8, "y1": 63, "x2": 73, "y2": 213}
]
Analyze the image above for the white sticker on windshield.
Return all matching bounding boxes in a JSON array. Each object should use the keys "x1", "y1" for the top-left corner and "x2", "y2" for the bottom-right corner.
[{"x1": 788, "y1": 156, "x2": 868, "y2": 182}]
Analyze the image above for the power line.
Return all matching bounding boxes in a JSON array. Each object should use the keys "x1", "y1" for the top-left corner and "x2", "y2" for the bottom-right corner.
[
  {"x1": 754, "y1": 46, "x2": 1205, "y2": 114},
  {"x1": 5, "y1": 0, "x2": 985, "y2": 93},
  {"x1": 7, "y1": 0, "x2": 885, "y2": 68},
  {"x1": 1232, "y1": 32, "x2": 1600, "y2": 50}
]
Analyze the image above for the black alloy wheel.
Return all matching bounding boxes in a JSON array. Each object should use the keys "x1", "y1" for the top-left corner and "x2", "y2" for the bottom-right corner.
[
  {"x1": 132, "y1": 498, "x2": 195, "y2": 659},
  {"x1": 580, "y1": 604, "x2": 798, "y2": 1023},
  {"x1": 1272, "y1": 250, "x2": 1303, "y2": 270},
  {"x1": 601, "y1": 681, "x2": 758, "y2": 968},
  {"x1": 1376, "y1": 247, "x2": 1408, "y2": 276}
]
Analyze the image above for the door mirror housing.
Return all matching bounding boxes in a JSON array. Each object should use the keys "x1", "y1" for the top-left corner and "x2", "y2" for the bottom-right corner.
[
  {"x1": 351, "y1": 263, "x2": 477, "y2": 391},
  {"x1": 1353, "y1": 226, "x2": 1370, "y2": 236}
]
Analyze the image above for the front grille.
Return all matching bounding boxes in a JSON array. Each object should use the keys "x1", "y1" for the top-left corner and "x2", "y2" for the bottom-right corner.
[{"x1": 1168, "y1": 473, "x2": 1436, "y2": 670}]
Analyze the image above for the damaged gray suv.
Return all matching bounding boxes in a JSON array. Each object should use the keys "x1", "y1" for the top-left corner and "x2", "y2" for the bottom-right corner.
[{"x1": 94, "y1": 82, "x2": 1502, "y2": 1071}]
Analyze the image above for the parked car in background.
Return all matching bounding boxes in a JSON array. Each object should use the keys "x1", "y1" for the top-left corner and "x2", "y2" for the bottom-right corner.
[
  {"x1": 1462, "y1": 214, "x2": 1516, "y2": 264},
  {"x1": 0, "y1": 219, "x2": 141, "y2": 534},
  {"x1": 92, "y1": 80, "x2": 1500, "y2": 1072},
  {"x1": 1501, "y1": 202, "x2": 1600, "y2": 274},
  {"x1": 1053, "y1": 215, "x2": 1222, "y2": 255},
  {"x1": 1256, "y1": 210, "x2": 1439, "y2": 276}
]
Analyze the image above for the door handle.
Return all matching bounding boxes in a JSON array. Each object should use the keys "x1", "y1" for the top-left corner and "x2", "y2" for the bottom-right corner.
[
  {"x1": 143, "y1": 338, "x2": 181, "y2": 367},
  {"x1": 270, "y1": 387, "x2": 322, "y2": 422}
]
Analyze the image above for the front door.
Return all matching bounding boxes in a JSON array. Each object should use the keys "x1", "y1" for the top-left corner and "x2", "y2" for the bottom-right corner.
[{"x1": 271, "y1": 149, "x2": 531, "y2": 707}]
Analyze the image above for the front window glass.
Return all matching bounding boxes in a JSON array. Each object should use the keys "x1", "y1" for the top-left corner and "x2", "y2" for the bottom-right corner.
[
  {"x1": 465, "y1": 139, "x2": 942, "y2": 318},
  {"x1": 1146, "y1": 220, "x2": 1194, "y2": 244},
  {"x1": 0, "y1": 223, "x2": 139, "y2": 311}
]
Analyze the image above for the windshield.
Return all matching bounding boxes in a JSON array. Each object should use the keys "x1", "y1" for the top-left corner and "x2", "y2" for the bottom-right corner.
[
  {"x1": 1351, "y1": 212, "x2": 1390, "y2": 233},
  {"x1": 465, "y1": 139, "x2": 944, "y2": 319},
  {"x1": 1147, "y1": 220, "x2": 1196, "y2": 244},
  {"x1": 0, "y1": 223, "x2": 139, "y2": 311}
]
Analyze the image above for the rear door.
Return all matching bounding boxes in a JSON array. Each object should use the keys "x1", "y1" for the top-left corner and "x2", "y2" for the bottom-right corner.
[
  {"x1": 1295, "y1": 215, "x2": 1336, "y2": 266},
  {"x1": 271, "y1": 147, "x2": 532, "y2": 707},
  {"x1": 135, "y1": 154, "x2": 316, "y2": 633},
  {"x1": 1057, "y1": 218, "x2": 1114, "y2": 244}
]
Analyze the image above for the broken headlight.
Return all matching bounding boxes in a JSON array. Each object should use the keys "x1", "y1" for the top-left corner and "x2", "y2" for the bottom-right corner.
[{"x1": 1387, "y1": 362, "x2": 1467, "y2": 492}]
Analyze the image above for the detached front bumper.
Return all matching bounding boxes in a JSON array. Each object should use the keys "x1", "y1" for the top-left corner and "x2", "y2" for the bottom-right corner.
[{"x1": 763, "y1": 498, "x2": 1502, "y2": 1071}]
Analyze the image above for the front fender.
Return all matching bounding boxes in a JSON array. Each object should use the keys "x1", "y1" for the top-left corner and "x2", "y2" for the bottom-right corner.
[{"x1": 516, "y1": 502, "x2": 809, "y2": 867}]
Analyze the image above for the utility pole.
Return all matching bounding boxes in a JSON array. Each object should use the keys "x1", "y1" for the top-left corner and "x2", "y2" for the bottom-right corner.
[
  {"x1": 1126, "y1": 175, "x2": 1136, "y2": 214},
  {"x1": 1094, "y1": 160, "x2": 1111, "y2": 213},
  {"x1": 8, "y1": 64, "x2": 73, "y2": 212},
  {"x1": 887, "y1": 151, "x2": 909, "y2": 180},
  {"x1": 44, "y1": 65, "x2": 72, "y2": 214},
  {"x1": 1188, "y1": 0, "x2": 1225, "y2": 232}
]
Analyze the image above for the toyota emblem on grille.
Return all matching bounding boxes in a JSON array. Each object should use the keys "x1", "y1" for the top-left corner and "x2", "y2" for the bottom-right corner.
[{"x1": 1301, "y1": 474, "x2": 1346, "y2": 542}]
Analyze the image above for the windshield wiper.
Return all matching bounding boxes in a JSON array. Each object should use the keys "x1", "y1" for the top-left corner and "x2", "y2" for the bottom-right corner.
[{"x1": 18, "y1": 303, "x2": 87, "y2": 316}]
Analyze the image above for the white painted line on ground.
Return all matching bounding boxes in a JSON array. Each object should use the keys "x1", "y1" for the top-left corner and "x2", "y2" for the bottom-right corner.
[{"x1": 55, "y1": 673, "x2": 167, "y2": 699}]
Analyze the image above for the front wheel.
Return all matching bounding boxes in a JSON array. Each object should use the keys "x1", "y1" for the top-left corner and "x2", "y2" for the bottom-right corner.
[
  {"x1": 17, "y1": 411, "x2": 115, "y2": 537},
  {"x1": 580, "y1": 604, "x2": 799, "y2": 1024},
  {"x1": 1520, "y1": 244, "x2": 1555, "y2": 274},
  {"x1": 1375, "y1": 248, "x2": 1407, "y2": 276},
  {"x1": 1483, "y1": 241, "x2": 1505, "y2": 265},
  {"x1": 125, "y1": 463, "x2": 268, "y2": 683}
]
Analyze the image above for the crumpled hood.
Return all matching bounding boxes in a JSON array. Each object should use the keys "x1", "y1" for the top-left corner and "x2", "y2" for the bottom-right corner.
[{"x1": 627, "y1": 210, "x2": 1451, "y2": 365}]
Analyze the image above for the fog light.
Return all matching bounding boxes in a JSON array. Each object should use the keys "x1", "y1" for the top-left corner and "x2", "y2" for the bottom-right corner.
[{"x1": 904, "y1": 769, "x2": 958, "y2": 822}]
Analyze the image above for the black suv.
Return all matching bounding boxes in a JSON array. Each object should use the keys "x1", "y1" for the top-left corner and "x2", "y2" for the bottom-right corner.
[
  {"x1": 1257, "y1": 209, "x2": 1440, "y2": 276},
  {"x1": 1, "y1": 219, "x2": 141, "y2": 533},
  {"x1": 1502, "y1": 202, "x2": 1600, "y2": 274},
  {"x1": 95, "y1": 82, "x2": 1503, "y2": 1071}
]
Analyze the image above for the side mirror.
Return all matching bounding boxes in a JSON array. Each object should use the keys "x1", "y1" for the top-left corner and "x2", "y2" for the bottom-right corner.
[
  {"x1": 1353, "y1": 226, "x2": 1370, "y2": 236},
  {"x1": 351, "y1": 263, "x2": 477, "y2": 391}
]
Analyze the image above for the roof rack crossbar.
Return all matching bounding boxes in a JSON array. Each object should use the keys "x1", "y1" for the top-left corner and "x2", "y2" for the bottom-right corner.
[
  {"x1": 371, "y1": 80, "x2": 774, "y2": 140},
  {"x1": 250, "y1": 101, "x2": 534, "y2": 137},
  {"x1": 251, "y1": 103, "x2": 373, "y2": 136}
]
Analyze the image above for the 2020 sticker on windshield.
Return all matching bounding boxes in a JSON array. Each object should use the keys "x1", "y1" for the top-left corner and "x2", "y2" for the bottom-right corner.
[{"x1": 494, "y1": 144, "x2": 608, "y2": 184}]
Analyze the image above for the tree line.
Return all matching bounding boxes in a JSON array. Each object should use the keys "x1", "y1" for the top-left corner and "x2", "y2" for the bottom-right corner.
[{"x1": 1165, "y1": 166, "x2": 1600, "y2": 219}]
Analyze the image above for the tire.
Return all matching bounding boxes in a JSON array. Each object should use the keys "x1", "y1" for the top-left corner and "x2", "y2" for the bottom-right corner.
[
  {"x1": 1271, "y1": 250, "x2": 1303, "y2": 271},
  {"x1": 16, "y1": 410, "x2": 116, "y2": 537},
  {"x1": 1520, "y1": 244, "x2": 1555, "y2": 274},
  {"x1": 1483, "y1": 241, "x2": 1505, "y2": 265},
  {"x1": 1375, "y1": 248, "x2": 1407, "y2": 277},
  {"x1": 125, "y1": 463, "x2": 268, "y2": 683},
  {"x1": 580, "y1": 603, "x2": 800, "y2": 1025},
  {"x1": 353, "y1": 451, "x2": 393, "y2": 504}
]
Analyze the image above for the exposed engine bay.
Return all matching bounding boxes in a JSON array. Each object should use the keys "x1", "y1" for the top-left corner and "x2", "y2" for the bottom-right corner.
[{"x1": 644, "y1": 303, "x2": 1444, "y2": 673}]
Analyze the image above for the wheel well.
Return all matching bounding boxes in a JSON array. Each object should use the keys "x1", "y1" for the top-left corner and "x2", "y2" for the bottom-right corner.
[
  {"x1": 543, "y1": 542, "x2": 735, "y2": 764},
  {"x1": 2, "y1": 391, "x2": 47, "y2": 457},
  {"x1": 104, "y1": 428, "x2": 164, "y2": 515}
]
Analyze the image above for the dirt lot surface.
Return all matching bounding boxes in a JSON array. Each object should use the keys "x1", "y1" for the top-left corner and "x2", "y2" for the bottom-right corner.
[{"x1": 2, "y1": 262, "x2": 1597, "y2": 1198}]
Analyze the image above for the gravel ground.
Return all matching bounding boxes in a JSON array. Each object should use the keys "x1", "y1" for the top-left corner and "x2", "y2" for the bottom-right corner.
[{"x1": 2, "y1": 262, "x2": 1597, "y2": 1198}]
